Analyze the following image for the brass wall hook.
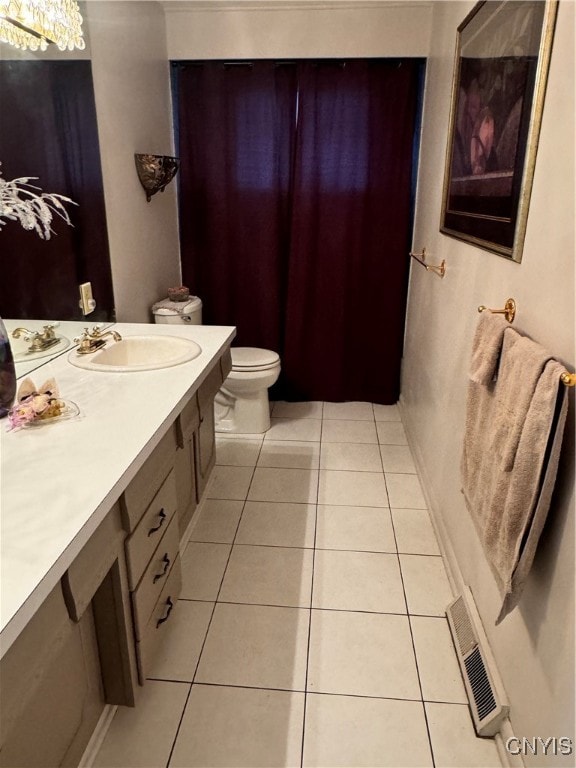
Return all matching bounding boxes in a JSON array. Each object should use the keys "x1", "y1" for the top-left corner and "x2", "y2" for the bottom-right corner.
[
  {"x1": 409, "y1": 248, "x2": 446, "y2": 278},
  {"x1": 478, "y1": 298, "x2": 516, "y2": 323}
]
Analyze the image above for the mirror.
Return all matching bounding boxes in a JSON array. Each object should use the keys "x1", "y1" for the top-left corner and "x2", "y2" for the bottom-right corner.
[
  {"x1": 0, "y1": 51, "x2": 115, "y2": 376},
  {"x1": 4, "y1": 319, "x2": 113, "y2": 380}
]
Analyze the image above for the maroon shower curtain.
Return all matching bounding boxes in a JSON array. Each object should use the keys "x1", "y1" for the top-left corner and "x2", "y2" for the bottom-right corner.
[
  {"x1": 176, "y1": 59, "x2": 420, "y2": 403},
  {"x1": 283, "y1": 60, "x2": 420, "y2": 403},
  {"x1": 177, "y1": 62, "x2": 297, "y2": 351}
]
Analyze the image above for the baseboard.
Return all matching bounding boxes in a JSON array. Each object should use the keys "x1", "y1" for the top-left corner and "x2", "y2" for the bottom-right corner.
[
  {"x1": 78, "y1": 704, "x2": 117, "y2": 768},
  {"x1": 397, "y1": 396, "x2": 523, "y2": 768},
  {"x1": 397, "y1": 396, "x2": 462, "y2": 597}
]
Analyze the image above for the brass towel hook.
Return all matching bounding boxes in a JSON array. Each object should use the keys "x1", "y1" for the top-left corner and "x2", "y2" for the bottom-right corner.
[
  {"x1": 478, "y1": 298, "x2": 516, "y2": 323},
  {"x1": 560, "y1": 372, "x2": 576, "y2": 387},
  {"x1": 409, "y1": 248, "x2": 446, "y2": 278}
]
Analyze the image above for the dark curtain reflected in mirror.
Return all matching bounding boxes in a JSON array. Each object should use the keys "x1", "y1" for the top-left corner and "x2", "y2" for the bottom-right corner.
[{"x1": 0, "y1": 60, "x2": 114, "y2": 321}]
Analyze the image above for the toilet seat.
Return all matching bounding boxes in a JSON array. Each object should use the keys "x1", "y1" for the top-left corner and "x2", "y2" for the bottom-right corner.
[{"x1": 231, "y1": 347, "x2": 280, "y2": 372}]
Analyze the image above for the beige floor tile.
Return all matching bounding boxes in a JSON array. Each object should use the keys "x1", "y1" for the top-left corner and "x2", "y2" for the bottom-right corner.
[
  {"x1": 272, "y1": 401, "x2": 324, "y2": 419},
  {"x1": 236, "y1": 501, "x2": 316, "y2": 548},
  {"x1": 380, "y1": 444, "x2": 417, "y2": 473},
  {"x1": 373, "y1": 403, "x2": 402, "y2": 422},
  {"x1": 376, "y1": 421, "x2": 408, "y2": 445},
  {"x1": 258, "y1": 440, "x2": 321, "y2": 469},
  {"x1": 180, "y1": 542, "x2": 231, "y2": 601},
  {"x1": 307, "y1": 610, "x2": 420, "y2": 699},
  {"x1": 265, "y1": 417, "x2": 322, "y2": 441},
  {"x1": 315, "y1": 505, "x2": 396, "y2": 552},
  {"x1": 248, "y1": 467, "x2": 319, "y2": 504},
  {"x1": 215, "y1": 438, "x2": 262, "y2": 466},
  {"x1": 312, "y1": 550, "x2": 405, "y2": 613},
  {"x1": 189, "y1": 499, "x2": 244, "y2": 544},
  {"x1": 93, "y1": 680, "x2": 189, "y2": 768},
  {"x1": 322, "y1": 419, "x2": 378, "y2": 443},
  {"x1": 318, "y1": 469, "x2": 388, "y2": 507},
  {"x1": 303, "y1": 694, "x2": 433, "y2": 767},
  {"x1": 386, "y1": 473, "x2": 427, "y2": 508},
  {"x1": 170, "y1": 685, "x2": 305, "y2": 768},
  {"x1": 410, "y1": 616, "x2": 467, "y2": 704},
  {"x1": 323, "y1": 401, "x2": 374, "y2": 420},
  {"x1": 147, "y1": 600, "x2": 214, "y2": 682},
  {"x1": 196, "y1": 603, "x2": 309, "y2": 691},
  {"x1": 400, "y1": 555, "x2": 453, "y2": 616},
  {"x1": 425, "y1": 702, "x2": 502, "y2": 767},
  {"x1": 392, "y1": 508, "x2": 441, "y2": 555},
  {"x1": 207, "y1": 465, "x2": 254, "y2": 500},
  {"x1": 219, "y1": 545, "x2": 313, "y2": 607},
  {"x1": 320, "y1": 442, "x2": 382, "y2": 471}
]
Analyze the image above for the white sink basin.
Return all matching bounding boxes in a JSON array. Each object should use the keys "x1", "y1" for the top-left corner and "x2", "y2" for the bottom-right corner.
[{"x1": 68, "y1": 335, "x2": 202, "y2": 372}]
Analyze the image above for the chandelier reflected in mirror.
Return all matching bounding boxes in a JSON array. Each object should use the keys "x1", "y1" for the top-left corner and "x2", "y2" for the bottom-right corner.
[{"x1": 0, "y1": 0, "x2": 85, "y2": 51}]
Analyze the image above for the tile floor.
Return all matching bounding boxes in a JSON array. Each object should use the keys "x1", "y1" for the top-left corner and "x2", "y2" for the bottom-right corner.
[{"x1": 93, "y1": 401, "x2": 502, "y2": 768}]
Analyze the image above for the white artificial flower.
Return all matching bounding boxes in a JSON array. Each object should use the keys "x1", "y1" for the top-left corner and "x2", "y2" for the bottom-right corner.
[{"x1": 0, "y1": 165, "x2": 77, "y2": 240}]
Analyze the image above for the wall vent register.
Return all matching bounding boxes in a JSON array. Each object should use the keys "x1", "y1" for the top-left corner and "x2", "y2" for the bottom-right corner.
[{"x1": 446, "y1": 587, "x2": 509, "y2": 737}]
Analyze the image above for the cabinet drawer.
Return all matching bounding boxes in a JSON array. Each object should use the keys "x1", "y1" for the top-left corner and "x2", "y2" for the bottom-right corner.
[
  {"x1": 125, "y1": 470, "x2": 177, "y2": 590},
  {"x1": 176, "y1": 394, "x2": 200, "y2": 446},
  {"x1": 121, "y1": 426, "x2": 178, "y2": 533},
  {"x1": 131, "y1": 512, "x2": 180, "y2": 640},
  {"x1": 136, "y1": 557, "x2": 182, "y2": 683}
]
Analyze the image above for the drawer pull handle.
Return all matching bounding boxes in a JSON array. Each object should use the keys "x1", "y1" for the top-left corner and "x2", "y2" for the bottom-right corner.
[
  {"x1": 153, "y1": 553, "x2": 171, "y2": 584},
  {"x1": 156, "y1": 597, "x2": 174, "y2": 628},
  {"x1": 148, "y1": 508, "x2": 167, "y2": 536}
]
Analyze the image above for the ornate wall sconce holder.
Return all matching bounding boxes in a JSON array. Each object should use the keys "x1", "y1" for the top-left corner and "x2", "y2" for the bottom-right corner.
[{"x1": 134, "y1": 154, "x2": 179, "y2": 202}]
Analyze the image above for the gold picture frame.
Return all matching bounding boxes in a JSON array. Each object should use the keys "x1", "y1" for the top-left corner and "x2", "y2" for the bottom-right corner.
[{"x1": 440, "y1": 0, "x2": 558, "y2": 262}]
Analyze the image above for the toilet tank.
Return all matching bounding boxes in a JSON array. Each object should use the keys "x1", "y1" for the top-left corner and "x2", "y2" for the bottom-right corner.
[{"x1": 152, "y1": 297, "x2": 202, "y2": 325}]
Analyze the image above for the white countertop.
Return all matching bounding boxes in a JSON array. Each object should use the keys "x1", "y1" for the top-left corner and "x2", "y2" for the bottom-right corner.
[{"x1": 0, "y1": 322, "x2": 235, "y2": 658}]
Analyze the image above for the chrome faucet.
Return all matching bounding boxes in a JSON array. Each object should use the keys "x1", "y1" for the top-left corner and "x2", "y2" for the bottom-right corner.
[
  {"x1": 12, "y1": 324, "x2": 61, "y2": 353},
  {"x1": 74, "y1": 326, "x2": 122, "y2": 355}
]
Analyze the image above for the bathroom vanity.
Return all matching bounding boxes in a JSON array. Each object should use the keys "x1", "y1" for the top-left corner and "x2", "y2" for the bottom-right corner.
[{"x1": 0, "y1": 322, "x2": 235, "y2": 767}]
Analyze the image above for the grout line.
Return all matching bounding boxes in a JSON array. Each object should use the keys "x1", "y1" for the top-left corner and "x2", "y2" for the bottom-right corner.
[
  {"x1": 388, "y1": 470, "x2": 438, "y2": 768},
  {"x1": 165, "y1": 444, "x2": 263, "y2": 767},
  {"x1": 300, "y1": 442, "x2": 320, "y2": 768}
]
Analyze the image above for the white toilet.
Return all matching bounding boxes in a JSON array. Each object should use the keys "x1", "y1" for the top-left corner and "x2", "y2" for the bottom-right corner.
[{"x1": 215, "y1": 347, "x2": 281, "y2": 434}]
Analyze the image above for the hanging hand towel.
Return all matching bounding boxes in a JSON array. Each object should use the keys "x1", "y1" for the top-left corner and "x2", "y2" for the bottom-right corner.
[
  {"x1": 491, "y1": 330, "x2": 552, "y2": 471},
  {"x1": 468, "y1": 311, "x2": 509, "y2": 385},
  {"x1": 461, "y1": 323, "x2": 568, "y2": 623}
]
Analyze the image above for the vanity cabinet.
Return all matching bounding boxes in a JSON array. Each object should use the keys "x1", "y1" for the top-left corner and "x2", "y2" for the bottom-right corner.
[
  {"x1": 194, "y1": 351, "x2": 232, "y2": 499},
  {"x1": 175, "y1": 352, "x2": 232, "y2": 532},
  {"x1": 0, "y1": 329, "x2": 234, "y2": 768},
  {"x1": 0, "y1": 588, "x2": 103, "y2": 768},
  {"x1": 120, "y1": 426, "x2": 182, "y2": 684},
  {"x1": 175, "y1": 394, "x2": 200, "y2": 536}
]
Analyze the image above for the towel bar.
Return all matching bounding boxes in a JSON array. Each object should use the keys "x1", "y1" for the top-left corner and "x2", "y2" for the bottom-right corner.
[
  {"x1": 478, "y1": 298, "x2": 516, "y2": 323},
  {"x1": 409, "y1": 248, "x2": 446, "y2": 278},
  {"x1": 477, "y1": 299, "x2": 573, "y2": 385}
]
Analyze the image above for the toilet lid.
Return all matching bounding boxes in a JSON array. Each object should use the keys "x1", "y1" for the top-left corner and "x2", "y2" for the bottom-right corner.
[{"x1": 231, "y1": 347, "x2": 280, "y2": 371}]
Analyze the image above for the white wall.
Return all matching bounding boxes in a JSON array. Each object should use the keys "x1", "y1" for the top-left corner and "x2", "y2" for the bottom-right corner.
[
  {"x1": 86, "y1": 1, "x2": 181, "y2": 322},
  {"x1": 402, "y1": 2, "x2": 575, "y2": 764},
  {"x1": 165, "y1": 0, "x2": 433, "y2": 59}
]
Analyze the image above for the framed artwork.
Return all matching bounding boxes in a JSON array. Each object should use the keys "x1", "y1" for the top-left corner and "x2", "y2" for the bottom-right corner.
[{"x1": 440, "y1": 0, "x2": 558, "y2": 262}]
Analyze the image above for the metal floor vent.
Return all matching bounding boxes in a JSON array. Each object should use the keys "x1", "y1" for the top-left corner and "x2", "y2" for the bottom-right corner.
[{"x1": 446, "y1": 587, "x2": 509, "y2": 737}]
